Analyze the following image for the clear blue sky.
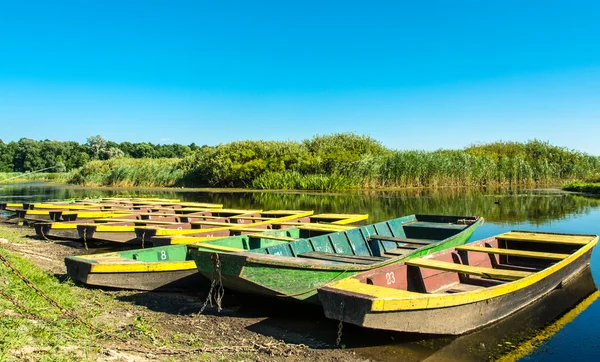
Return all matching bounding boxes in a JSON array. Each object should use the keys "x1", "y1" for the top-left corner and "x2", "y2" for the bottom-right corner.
[{"x1": 1, "y1": 1, "x2": 599, "y2": 153}]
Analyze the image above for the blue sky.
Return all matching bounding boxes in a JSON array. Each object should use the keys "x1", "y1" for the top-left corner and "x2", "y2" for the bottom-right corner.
[{"x1": 1, "y1": 1, "x2": 599, "y2": 153}]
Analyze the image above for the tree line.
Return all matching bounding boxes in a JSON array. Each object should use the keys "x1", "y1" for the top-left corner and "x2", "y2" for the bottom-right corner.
[{"x1": 0, "y1": 136, "x2": 199, "y2": 173}]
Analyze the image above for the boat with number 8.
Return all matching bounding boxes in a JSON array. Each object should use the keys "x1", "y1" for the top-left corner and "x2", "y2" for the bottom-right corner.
[
  {"x1": 318, "y1": 230, "x2": 598, "y2": 334},
  {"x1": 64, "y1": 223, "x2": 356, "y2": 291}
]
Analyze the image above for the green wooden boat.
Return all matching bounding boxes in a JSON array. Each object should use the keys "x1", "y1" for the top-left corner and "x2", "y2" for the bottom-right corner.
[
  {"x1": 189, "y1": 214, "x2": 483, "y2": 303},
  {"x1": 64, "y1": 224, "x2": 354, "y2": 291}
]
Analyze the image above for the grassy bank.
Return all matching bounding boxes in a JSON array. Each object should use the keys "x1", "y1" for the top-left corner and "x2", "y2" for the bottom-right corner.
[
  {"x1": 66, "y1": 135, "x2": 600, "y2": 191},
  {"x1": 0, "y1": 172, "x2": 71, "y2": 184},
  {"x1": 0, "y1": 228, "x2": 116, "y2": 360},
  {"x1": 563, "y1": 181, "x2": 600, "y2": 195}
]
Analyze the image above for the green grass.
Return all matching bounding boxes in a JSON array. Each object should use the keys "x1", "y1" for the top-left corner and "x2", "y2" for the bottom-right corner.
[
  {"x1": 0, "y1": 232, "x2": 116, "y2": 360},
  {"x1": 563, "y1": 181, "x2": 600, "y2": 195},
  {"x1": 0, "y1": 172, "x2": 71, "y2": 184}
]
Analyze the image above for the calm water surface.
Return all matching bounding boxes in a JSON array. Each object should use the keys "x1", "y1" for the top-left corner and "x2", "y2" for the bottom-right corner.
[{"x1": 1, "y1": 183, "x2": 599, "y2": 360}]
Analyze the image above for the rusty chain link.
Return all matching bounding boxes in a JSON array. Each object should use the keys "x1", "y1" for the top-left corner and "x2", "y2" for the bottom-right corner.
[{"x1": 336, "y1": 301, "x2": 344, "y2": 347}]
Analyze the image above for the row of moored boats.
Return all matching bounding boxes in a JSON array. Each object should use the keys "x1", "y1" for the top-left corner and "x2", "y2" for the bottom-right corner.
[{"x1": 1, "y1": 197, "x2": 597, "y2": 335}]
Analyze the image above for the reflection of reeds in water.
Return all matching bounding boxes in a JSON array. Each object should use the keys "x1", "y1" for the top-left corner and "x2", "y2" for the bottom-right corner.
[
  {"x1": 202, "y1": 189, "x2": 600, "y2": 226},
  {"x1": 2, "y1": 186, "x2": 600, "y2": 226}
]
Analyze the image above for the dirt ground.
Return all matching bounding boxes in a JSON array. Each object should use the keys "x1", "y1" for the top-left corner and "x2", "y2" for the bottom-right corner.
[{"x1": 0, "y1": 223, "x2": 372, "y2": 362}]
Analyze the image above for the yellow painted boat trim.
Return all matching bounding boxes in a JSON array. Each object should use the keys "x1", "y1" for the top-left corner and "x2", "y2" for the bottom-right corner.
[
  {"x1": 90, "y1": 260, "x2": 196, "y2": 273},
  {"x1": 497, "y1": 231, "x2": 591, "y2": 245},
  {"x1": 325, "y1": 233, "x2": 598, "y2": 312},
  {"x1": 309, "y1": 213, "x2": 369, "y2": 225},
  {"x1": 33, "y1": 204, "x2": 99, "y2": 210},
  {"x1": 94, "y1": 225, "x2": 137, "y2": 232},
  {"x1": 195, "y1": 244, "x2": 244, "y2": 252},
  {"x1": 246, "y1": 234, "x2": 296, "y2": 241},
  {"x1": 166, "y1": 236, "x2": 222, "y2": 244},
  {"x1": 456, "y1": 245, "x2": 569, "y2": 261},
  {"x1": 298, "y1": 224, "x2": 356, "y2": 231},
  {"x1": 51, "y1": 223, "x2": 82, "y2": 229}
]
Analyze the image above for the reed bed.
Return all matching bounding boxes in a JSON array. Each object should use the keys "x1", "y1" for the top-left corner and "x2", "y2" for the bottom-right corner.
[
  {"x1": 68, "y1": 158, "x2": 185, "y2": 187},
  {"x1": 67, "y1": 136, "x2": 600, "y2": 191}
]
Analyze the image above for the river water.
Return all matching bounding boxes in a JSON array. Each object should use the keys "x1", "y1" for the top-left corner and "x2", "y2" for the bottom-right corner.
[{"x1": 1, "y1": 183, "x2": 599, "y2": 361}]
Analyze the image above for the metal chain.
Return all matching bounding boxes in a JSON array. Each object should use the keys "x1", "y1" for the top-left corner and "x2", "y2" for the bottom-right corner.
[
  {"x1": 196, "y1": 278, "x2": 217, "y2": 316},
  {"x1": 336, "y1": 301, "x2": 344, "y2": 347},
  {"x1": 112, "y1": 340, "x2": 309, "y2": 356},
  {"x1": 141, "y1": 231, "x2": 145, "y2": 249},
  {"x1": 38, "y1": 226, "x2": 50, "y2": 242},
  {"x1": 82, "y1": 228, "x2": 88, "y2": 250},
  {"x1": 0, "y1": 248, "x2": 125, "y2": 341},
  {"x1": 0, "y1": 288, "x2": 53, "y2": 323},
  {"x1": 197, "y1": 253, "x2": 224, "y2": 315},
  {"x1": 212, "y1": 253, "x2": 225, "y2": 311}
]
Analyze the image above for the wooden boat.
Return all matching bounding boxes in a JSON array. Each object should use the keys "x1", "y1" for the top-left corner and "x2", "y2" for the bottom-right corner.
[
  {"x1": 189, "y1": 215, "x2": 483, "y2": 303},
  {"x1": 64, "y1": 224, "x2": 353, "y2": 291},
  {"x1": 136, "y1": 213, "x2": 369, "y2": 245},
  {"x1": 76, "y1": 210, "x2": 314, "y2": 245},
  {"x1": 318, "y1": 231, "x2": 598, "y2": 334}
]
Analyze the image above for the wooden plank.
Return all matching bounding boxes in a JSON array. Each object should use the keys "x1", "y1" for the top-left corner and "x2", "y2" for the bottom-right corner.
[
  {"x1": 444, "y1": 283, "x2": 484, "y2": 293},
  {"x1": 384, "y1": 249, "x2": 409, "y2": 256},
  {"x1": 299, "y1": 251, "x2": 387, "y2": 264},
  {"x1": 497, "y1": 233, "x2": 591, "y2": 246},
  {"x1": 231, "y1": 227, "x2": 275, "y2": 233},
  {"x1": 404, "y1": 221, "x2": 466, "y2": 230},
  {"x1": 246, "y1": 234, "x2": 296, "y2": 242},
  {"x1": 368, "y1": 235, "x2": 435, "y2": 245},
  {"x1": 405, "y1": 258, "x2": 533, "y2": 280},
  {"x1": 194, "y1": 244, "x2": 244, "y2": 252},
  {"x1": 456, "y1": 245, "x2": 570, "y2": 261}
]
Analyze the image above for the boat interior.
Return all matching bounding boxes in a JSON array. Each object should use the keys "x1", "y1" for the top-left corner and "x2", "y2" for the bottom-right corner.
[
  {"x1": 247, "y1": 215, "x2": 480, "y2": 264},
  {"x1": 352, "y1": 231, "x2": 592, "y2": 294}
]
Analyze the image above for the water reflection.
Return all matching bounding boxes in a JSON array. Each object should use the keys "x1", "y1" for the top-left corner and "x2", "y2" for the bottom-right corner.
[{"x1": 2, "y1": 184, "x2": 599, "y2": 226}]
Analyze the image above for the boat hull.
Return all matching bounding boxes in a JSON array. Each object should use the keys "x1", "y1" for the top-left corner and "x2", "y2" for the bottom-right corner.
[
  {"x1": 65, "y1": 257, "x2": 205, "y2": 291},
  {"x1": 326, "y1": 248, "x2": 592, "y2": 334},
  {"x1": 193, "y1": 216, "x2": 482, "y2": 303}
]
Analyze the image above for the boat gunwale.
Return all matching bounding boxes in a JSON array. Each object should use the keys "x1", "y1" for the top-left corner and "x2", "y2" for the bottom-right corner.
[{"x1": 319, "y1": 231, "x2": 598, "y2": 312}]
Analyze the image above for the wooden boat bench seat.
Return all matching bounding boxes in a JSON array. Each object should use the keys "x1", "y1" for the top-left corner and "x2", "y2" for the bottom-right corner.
[
  {"x1": 298, "y1": 252, "x2": 388, "y2": 265},
  {"x1": 404, "y1": 221, "x2": 467, "y2": 230},
  {"x1": 367, "y1": 235, "x2": 436, "y2": 245},
  {"x1": 229, "y1": 227, "x2": 275, "y2": 233},
  {"x1": 246, "y1": 234, "x2": 296, "y2": 242},
  {"x1": 456, "y1": 245, "x2": 570, "y2": 261},
  {"x1": 405, "y1": 258, "x2": 533, "y2": 281},
  {"x1": 193, "y1": 244, "x2": 244, "y2": 252},
  {"x1": 497, "y1": 233, "x2": 590, "y2": 246}
]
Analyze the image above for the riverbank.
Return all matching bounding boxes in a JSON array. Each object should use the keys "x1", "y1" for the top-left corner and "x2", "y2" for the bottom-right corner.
[
  {"x1": 563, "y1": 181, "x2": 600, "y2": 195},
  {"x1": 0, "y1": 224, "x2": 361, "y2": 362}
]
